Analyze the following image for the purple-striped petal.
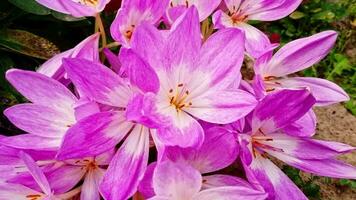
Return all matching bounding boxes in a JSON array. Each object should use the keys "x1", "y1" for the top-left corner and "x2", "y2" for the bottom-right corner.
[
  {"x1": 57, "y1": 111, "x2": 131, "y2": 160},
  {"x1": 282, "y1": 109, "x2": 316, "y2": 137},
  {"x1": 279, "y1": 77, "x2": 350, "y2": 106},
  {"x1": 247, "y1": 0, "x2": 302, "y2": 21},
  {"x1": 165, "y1": 126, "x2": 238, "y2": 173},
  {"x1": 192, "y1": 186, "x2": 267, "y2": 200},
  {"x1": 100, "y1": 125, "x2": 150, "y2": 200},
  {"x1": 0, "y1": 134, "x2": 61, "y2": 151},
  {"x1": 138, "y1": 162, "x2": 156, "y2": 199},
  {"x1": 63, "y1": 58, "x2": 131, "y2": 107},
  {"x1": 202, "y1": 175, "x2": 252, "y2": 190},
  {"x1": 81, "y1": 168, "x2": 104, "y2": 200},
  {"x1": 0, "y1": 183, "x2": 43, "y2": 199}
]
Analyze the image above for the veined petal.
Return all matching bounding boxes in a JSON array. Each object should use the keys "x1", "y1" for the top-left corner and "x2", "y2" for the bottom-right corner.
[
  {"x1": 100, "y1": 125, "x2": 150, "y2": 200},
  {"x1": 165, "y1": 126, "x2": 238, "y2": 173},
  {"x1": 57, "y1": 111, "x2": 131, "y2": 160},
  {"x1": 249, "y1": 155, "x2": 307, "y2": 200},
  {"x1": 247, "y1": 0, "x2": 302, "y2": 21},
  {"x1": 156, "y1": 110, "x2": 204, "y2": 148},
  {"x1": 103, "y1": 48, "x2": 122, "y2": 74},
  {"x1": 252, "y1": 89, "x2": 315, "y2": 134},
  {"x1": 212, "y1": 10, "x2": 234, "y2": 29},
  {"x1": 165, "y1": 6, "x2": 201, "y2": 70},
  {"x1": 282, "y1": 109, "x2": 316, "y2": 137},
  {"x1": 186, "y1": 90, "x2": 257, "y2": 124},
  {"x1": 278, "y1": 77, "x2": 350, "y2": 106},
  {"x1": 168, "y1": 0, "x2": 221, "y2": 22},
  {"x1": 153, "y1": 161, "x2": 202, "y2": 199},
  {"x1": 119, "y1": 48, "x2": 160, "y2": 93},
  {"x1": 35, "y1": 0, "x2": 70, "y2": 14},
  {"x1": 63, "y1": 58, "x2": 132, "y2": 107},
  {"x1": 224, "y1": 0, "x2": 242, "y2": 12},
  {"x1": 197, "y1": 28, "x2": 245, "y2": 90},
  {"x1": 0, "y1": 183, "x2": 44, "y2": 200},
  {"x1": 0, "y1": 134, "x2": 61, "y2": 151},
  {"x1": 192, "y1": 186, "x2": 267, "y2": 200},
  {"x1": 138, "y1": 162, "x2": 156, "y2": 199},
  {"x1": 4, "y1": 104, "x2": 75, "y2": 138},
  {"x1": 81, "y1": 168, "x2": 104, "y2": 200},
  {"x1": 202, "y1": 175, "x2": 252, "y2": 190},
  {"x1": 266, "y1": 150, "x2": 356, "y2": 179},
  {"x1": 263, "y1": 31, "x2": 338, "y2": 77},
  {"x1": 6, "y1": 69, "x2": 77, "y2": 113},
  {"x1": 20, "y1": 152, "x2": 51, "y2": 195}
]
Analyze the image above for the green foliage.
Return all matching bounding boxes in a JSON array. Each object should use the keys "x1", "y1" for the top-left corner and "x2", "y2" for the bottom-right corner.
[
  {"x1": 282, "y1": 166, "x2": 321, "y2": 199},
  {"x1": 338, "y1": 179, "x2": 356, "y2": 188}
]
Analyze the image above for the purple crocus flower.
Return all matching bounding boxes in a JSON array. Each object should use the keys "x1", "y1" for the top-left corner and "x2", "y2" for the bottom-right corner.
[
  {"x1": 37, "y1": 33, "x2": 100, "y2": 84},
  {"x1": 213, "y1": 0, "x2": 302, "y2": 58},
  {"x1": 110, "y1": 0, "x2": 170, "y2": 47},
  {"x1": 1, "y1": 69, "x2": 99, "y2": 151},
  {"x1": 164, "y1": 0, "x2": 221, "y2": 24},
  {"x1": 224, "y1": 89, "x2": 356, "y2": 199},
  {"x1": 36, "y1": 0, "x2": 111, "y2": 17},
  {"x1": 252, "y1": 31, "x2": 349, "y2": 106},
  {"x1": 124, "y1": 6, "x2": 257, "y2": 148},
  {"x1": 147, "y1": 160, "x2": 267, "y2": 200},
  {"x1": 0, "y1": 151, "x2": 80, "y2": 200},
  {"x1": 138, "y1": 124, "x2": 267, "y2": 199}
]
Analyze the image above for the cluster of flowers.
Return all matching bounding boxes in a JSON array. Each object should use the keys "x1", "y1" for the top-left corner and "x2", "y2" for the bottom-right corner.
[{"x1": 0, "y1": 0, "x2": 355, "y2": 199}]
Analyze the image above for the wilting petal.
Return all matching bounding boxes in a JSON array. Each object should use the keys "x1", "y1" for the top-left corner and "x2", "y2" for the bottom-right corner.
[
  {"x1": 197, "y1": 28, "x2": 245, "y2": 89},
  {"x1": 186, "y1": 90, "x2": 257, "y2": 124},
  {"x1": 119, "y1": 48, "x2": 160, "y2": 93},
  {"x1": 165, "y1": 127, "x2": 238, "y2": 173},
  {"x1": 238, "y1": 23, "x2": 272, "y2": 58},
  {"x1": 263, "y1": 31, "x2": 338, "y2": 77},
  {"x1": 278, "y1": 77, "x2": 350, "y2": 106},
  {"x1": 4, "y1": 104, "x2": 75, "y2": 138},
  {"x1": 252, "y1": 89, "x2": 315, "y2": 134},
  {"x1": 266, "y1": 150, "x2": 356, "y2": 179},
  {"x1": 259, "y1": 133, "x2": 355, "y2": 160},
  {"x1": 165, "y1": 6, "x2": 201, "y2": 70},
  {"x1": 153, "y1": 161, "x2": 202, "y2": 199},
  {"x1": 202, "y1": 175, "x2": 252, "y2": 190},
  {"x1": 249, "y1": 155, "x2": 307, "y2": 200},
  {"x1": 81, "y1": 168, "x2": 104, "y2": 200},
  {"x1": 247, "y1": 0, "x2": 302, "y2": 21},
  {"x1": 192, "y1": 186, "x2": 267, "y2": 200},
  {"x1": 57, "y1": 111, "x2": 132, "y2": 160},
  {"x1": 282, "y1": 109, "x2": 316, "y2": 137},
  {"x1": 0, "y1": 134, "x2": 61, "y2": 151},
  {"x1": 100, "y1": 125, "x2": 150, "y2": 200},
  {"x1": 156, "y1": 111, "x2": 204, "y2": 148},
  {"x1": 38, "y1": 33, "x2": 100, "y2": 80},
  {"x1": 63, "y1": 58, "x2": 131, "y2": 107},
  {"x1": 20, "y1": 152, "x2": 51, "y2": 195},
  {"x1": 6, "y1": 69, "x2": 77, "y2": 113}
]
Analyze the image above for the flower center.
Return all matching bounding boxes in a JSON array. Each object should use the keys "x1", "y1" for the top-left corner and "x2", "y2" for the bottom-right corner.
[
  {"x1": 168, "y1": 83, "x2": 193, "y2": 111},
  {"x1": 72, "y1": 0, "x2": 99, "y2": 7},
  {"x1": 26, "y1": 194, "x2": 43, "y2": 200},
  {"x1": 250, "y1": 129, "x2": 283, "y2": 158},
  {"x1": 263, "y1": 76, "x2": 282, "y2": 92},
  {"x1": 230, "y1": 12, "x2": 248, "y2": 25},
  {"x1": 124, "y1": 25, "x2": 136, "y2": 41}
]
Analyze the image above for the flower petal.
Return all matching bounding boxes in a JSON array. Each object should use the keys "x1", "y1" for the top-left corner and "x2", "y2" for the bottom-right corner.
[
  {"x1": 81, "y1": 168, "x2": 104, "y2": 200},
  {"x1": 0, "y1": 134, "x2": 61, "y2": 151},
  {"x1": 119, "y1": 48, "x2": 160, "y2": 93},
  {"x1": 192, "y1": 186, "x2": 267, "y2": 200},
  {"x1": 57, "y1": 111, "x2": 131, "y2": 160},
  {"x1": 168, "y1": 0, "x2": 221, "y2": 22},
  {"x1": 202, "y1": 175, "x2": 252, "y2": 190},
  {"x1": 0, "y1": 183, "x2": 43, "y2": 199},
  {"x1": 138, "y1": 162, "x2": 157, "y2": 199},
  {"x1": 165, "y1": 126, "x2": 238, "y2": 173},
  {"x1": 62, "y1": 58, "x2": 131, "y2": 107},
  {"x1": 279, "y1": 77, "x2": 350, "y2": 106},
  {"x1": 282, "y1": 109, "x2": 316, "y2": 137},
  {"x1": 263, "y1": 31, "x2": 338, "y2": 77},
  {"x1": 252, "y1": 89, "x2": 315, "y2": 134},
  {"x1": 247, "y1": 0, "x2": 302, "y2": 21},
  {"x1": 36, "y1": 0, "x2": 70, "y2": 14},
  {"x1": 6, "y1": 69, "x2": 77, "y2": 113},
  {"x1": 187, "y1": 89, "x2": 257, "y2": 124},
  {"x1": 100, "y1": 125, "x2": 150, "y2": 200},
  {"x1": 4, "y1": 104, "x2": 75, "y2": 138},
  {"x1": 153, "y1": 160, "x2": 202, "y2": 199}
]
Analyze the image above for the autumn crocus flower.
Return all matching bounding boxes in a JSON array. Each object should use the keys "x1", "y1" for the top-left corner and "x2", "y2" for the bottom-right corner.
[
  {"x1": 0, "y1": 69, "x2": 99, "y2": 151},
  {"x1": 138, "y1": 125, "x2": 267, "y2": 199},
  {"x1": 0, "y1": 151, "x2": 79, "y2": 200},
  {"x1": 37, "y1": 33, "x2": 100, "y2": 84},
  {"x1": 147, "y1": 160, "x2": 267, "y2": 200},
  {"x1": 224, "y1": 89, "x2": 356, "y2": 199},
  {"x1": 124, "y1": 6, "x2": 257, "y2": 148},
  {"x1": 213, "y1": 0, "x2": 302, "y2": 58},
  {"x1": 36, "y1": 0, "x2": 111, "y2": 17},
  {"x1": 252, "y1": 31, "x2": 349, "y2": 106},
  {"x1": 164, "y1": 0, "x2": 221, "y2": 24},
  {"x1": 110, "y1": 0, "x2": 170, "y2": 47}
]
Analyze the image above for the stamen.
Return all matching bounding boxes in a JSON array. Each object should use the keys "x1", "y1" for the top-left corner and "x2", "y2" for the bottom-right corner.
[
  {"x1": 185, "y1": 0, "x2": 189, "y2": 8},
  {"x1": 170, "y1": 2, "x2": 174, "y2": 7},
  {"x1": 169, "y1": 89, "x2": 173, "y2": 93},
  {"x1": 178, "y1": 83, "x2": 184, "y2": 87},
  {"x1": 266, "y1": 88, "x2": 275, "y2": 92}
]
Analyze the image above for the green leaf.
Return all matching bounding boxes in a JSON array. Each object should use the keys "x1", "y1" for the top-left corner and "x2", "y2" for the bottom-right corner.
[
  {"x1": 51, "y1": 11, "x2": 86, "y2": 21},
  {"x1": 0, "y1": 29, "x2": 60, "y2": 60},
  {"x1": 290, "y1": 11, "x2": 306, "y2": 19},
  {"x1": 8, "y1": 0, "x2": 51, "y2": 15}
]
